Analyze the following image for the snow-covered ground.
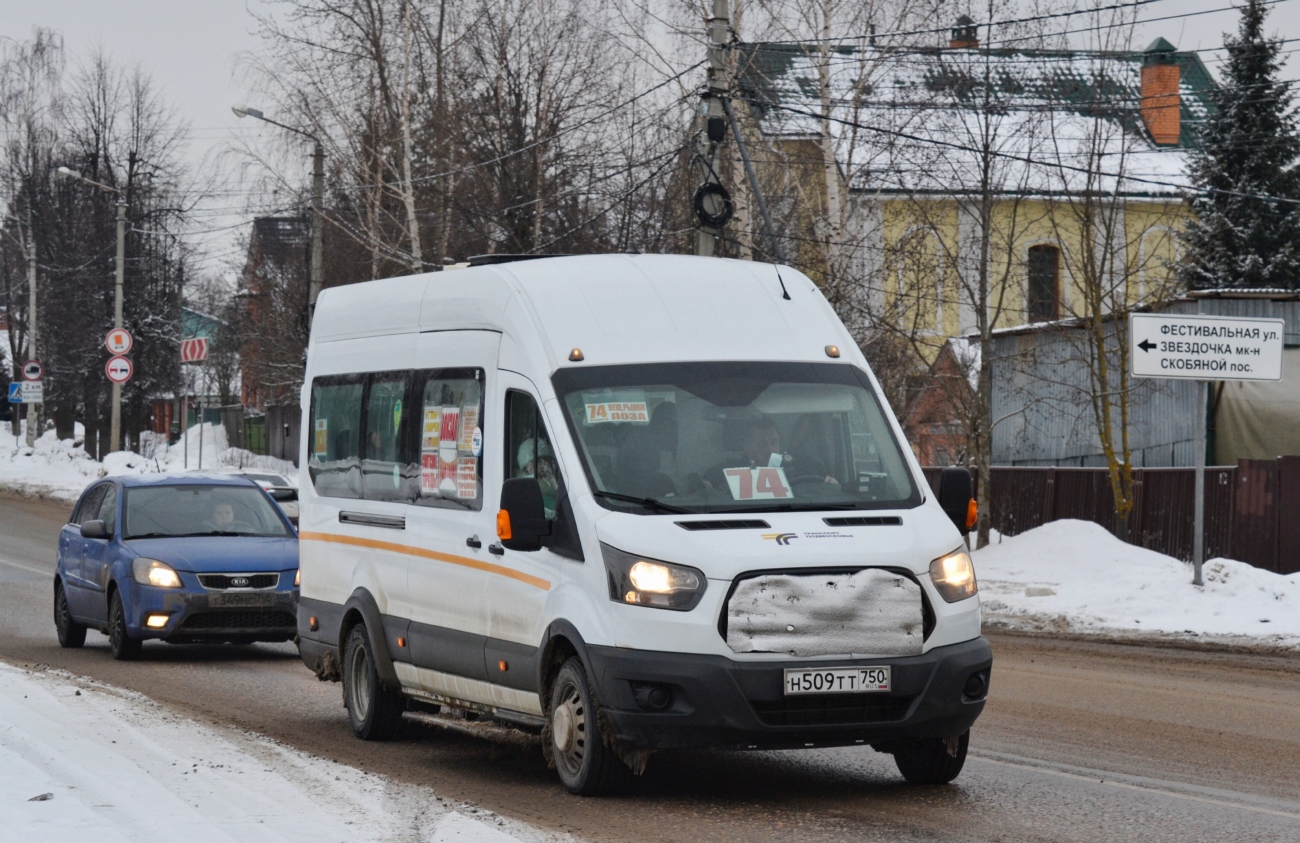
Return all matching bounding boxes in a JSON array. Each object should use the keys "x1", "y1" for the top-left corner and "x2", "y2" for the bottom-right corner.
[
  {"x1": 0, "y1": 662, "x2": 567, "y2": 843},
  {"x1": 0, "y1": 420, "x2": 296, "y2": 503},
  {"x1": 974, "y1": 519, "x2": 1300, "y2": 649}
]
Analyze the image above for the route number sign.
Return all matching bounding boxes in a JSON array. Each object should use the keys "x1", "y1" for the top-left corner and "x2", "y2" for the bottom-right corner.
[
  {"x1": 22, "y1": 360, "x2": 42, "y2": 381},
  {"x1": 104, "y1": 328, "x2": 133, "y2": 355},
  {"x1": 105, "y1": 355, "x2": 133, "y2": 385},
  {"x1": 180, "y1": 337, "x2": 209, "y2": 364},
  {"x1": 1130, "y1": 313, "x2": 1283, "y2": 382}
]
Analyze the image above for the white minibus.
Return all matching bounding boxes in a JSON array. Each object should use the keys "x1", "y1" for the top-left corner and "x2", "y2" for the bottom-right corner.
[{"x1": 296, "y1": 254, "x2": 990, "y2": 795}]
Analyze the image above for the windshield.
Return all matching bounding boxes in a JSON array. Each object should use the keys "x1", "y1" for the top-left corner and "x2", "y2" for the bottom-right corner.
[
  {"x1": 553, "y1": 362, "x2": 921, "y2": 514},
  {"x1": 124, "y1": 485, "x2": 294, "y2": 539}
]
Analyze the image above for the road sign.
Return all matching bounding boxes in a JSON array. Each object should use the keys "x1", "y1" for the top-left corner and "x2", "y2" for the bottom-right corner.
[
  {"x1": 104, "y1": 328, "x2": 133, "y2": 355},
  {"x1": 105, "y1": 355, "x2": 133, "y2": 384},
  {"x1": 22, "y1": 360, "x2": 42, "y2": 381},
  {"x1": 1130, "y1": 313, "x2": 1284, "y2": 382},
  {"x1": 7, "y1": 383, "x2": 20, "y2": 403},
  {"x1": 20, "y1": 380, "x2": 42, "y2": 403},
  {"x1": 180, "y1": 337, "x2": 209, "y2": 364}
]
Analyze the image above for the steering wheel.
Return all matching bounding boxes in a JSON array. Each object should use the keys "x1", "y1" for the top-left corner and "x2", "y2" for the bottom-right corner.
[{"x1": 787, "y1": 474, "x2": 836, "y2": 486}]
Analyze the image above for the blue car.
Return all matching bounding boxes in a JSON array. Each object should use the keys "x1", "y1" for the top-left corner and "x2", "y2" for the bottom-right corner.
[{"x1": 54, "y1": 473, "x2": 300, "y2": 660}]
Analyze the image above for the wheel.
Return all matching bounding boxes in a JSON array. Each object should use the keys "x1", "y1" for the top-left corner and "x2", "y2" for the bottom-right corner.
[
  {"x1": 548, "y1": 657, "x2": 628, "y2": 796},
  {"x1": 893, "y1": 730, "x2": 970, "y2": 784},
  {"x1": 54, "y1": 582, "x2": 87, "y2": 648},
  {"x1": 342, "y1": 624, "x2": 405, "y2": 740},
  {"x1": 108, "y1": 590, "x2": 142, "y2": 661}
]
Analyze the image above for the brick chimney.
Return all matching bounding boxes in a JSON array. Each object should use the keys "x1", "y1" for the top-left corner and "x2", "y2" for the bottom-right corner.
[
  {"x1": 1141, "y1": 37, "x2": 1181, "y2": 146},
  {"x1": 950, "y1": 15, "x2": 978, "y2": 49}
]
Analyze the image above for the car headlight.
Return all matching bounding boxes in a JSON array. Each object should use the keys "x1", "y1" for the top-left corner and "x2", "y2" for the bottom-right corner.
[
  {"x1": 293, "y1": 568, "x2": 300, "y2": 587},
  {"x1": 602, "y1": 543, "x2": 706, "y2": 611},
  {"x1": 929, "y1": 548, "x2": 977, "y2": 602},
  {"x1": 132, "y1": 558, "x2": 182, "y2": 588}
]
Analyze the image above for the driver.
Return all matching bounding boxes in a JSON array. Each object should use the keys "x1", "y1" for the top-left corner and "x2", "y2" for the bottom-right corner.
[
  {"x1": 709, "y1": 417, "x2": 838, "y2": 488},
  {"x1": 205, "y1": 499, "x2": 247, "y2": 532}
]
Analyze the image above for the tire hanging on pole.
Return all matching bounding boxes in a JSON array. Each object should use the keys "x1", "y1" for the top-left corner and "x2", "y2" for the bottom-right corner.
[{"x1": 693, "y1": 181, "x2": 734, "y2": 228}]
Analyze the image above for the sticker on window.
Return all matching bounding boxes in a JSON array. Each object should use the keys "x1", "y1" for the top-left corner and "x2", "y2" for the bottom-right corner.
[
  {"x1": 458, "y1": 407, "x2": 479, "y2": 452},
  {"x1": 585, "y1": 400, "x2": 649, "y2": 424},
  {"x1": 313, "y1": 419, "x2": 328, "y2": 457},
  {"x1": 420, "y1": 406, "x2": 442, "y2": 494},
  {"x1": 723, "y1": 467, "x2": 793, "y2": 500},
  {"x1": 456, "y1": 456, "x2": 478, "y2": 499},
  {"x1": 421, "y1": 407, "x2": 441, "y2": 451}
]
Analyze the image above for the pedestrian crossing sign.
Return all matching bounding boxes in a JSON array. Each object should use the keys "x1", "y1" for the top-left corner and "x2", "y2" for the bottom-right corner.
[{"x1": 8, "y1": 383, "x2": 21, "y2": 403}]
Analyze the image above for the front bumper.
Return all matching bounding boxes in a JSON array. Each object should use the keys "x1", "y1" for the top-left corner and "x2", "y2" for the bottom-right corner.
[
  {"x1": 129, "y1": 584, "x2": 298, "y2": 643},
  {"x1": 587, "y1": 636, "x2": 992, "y2": 751}
]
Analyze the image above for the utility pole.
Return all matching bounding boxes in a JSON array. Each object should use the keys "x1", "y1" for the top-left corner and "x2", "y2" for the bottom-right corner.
[
  {"x1": 695, "y1": 0, "x2": 731, "y2": 257},
  {"x1": 109, "y1": 197, "x2": 126, "y2": 454},
  {"x1": 311, "y1": 141, "x2": 325, "y2": 321},
  {"x1": 25, "y1": 206, "x2": 37, "y2": 447}
]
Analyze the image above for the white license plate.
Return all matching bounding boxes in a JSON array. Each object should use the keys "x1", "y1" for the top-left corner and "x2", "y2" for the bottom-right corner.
[{"x1": 783, "y1": 666, "x2": 891, "y2": 695}]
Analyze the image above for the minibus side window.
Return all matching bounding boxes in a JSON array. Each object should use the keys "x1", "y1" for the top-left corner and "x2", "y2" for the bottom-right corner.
[
  {"x1": 309, "y1": 377, "x2": 364, "y2": 499},
  {"x1": 505, "y1": 391, "x2": 561, "y2": 520},
  {"x1": 362, "y1": 373, "x2": 417, "y2": 502},
  {"x1": 413, "y1": 369, "x2": 484, "y2": 510}
]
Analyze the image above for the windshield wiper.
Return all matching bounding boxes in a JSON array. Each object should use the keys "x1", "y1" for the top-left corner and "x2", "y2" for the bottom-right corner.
[{"x1": 591, "y1": 490, "x2": 693, "y2": 514}]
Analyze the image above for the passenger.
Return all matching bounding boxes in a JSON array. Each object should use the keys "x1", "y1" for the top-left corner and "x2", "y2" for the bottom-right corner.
[
  {"x1": 205, "y1": 500, "x2": 249, "y2": 533},
  {"x1": 518, "y1": 437, "x2": 560, "y2": 517}
]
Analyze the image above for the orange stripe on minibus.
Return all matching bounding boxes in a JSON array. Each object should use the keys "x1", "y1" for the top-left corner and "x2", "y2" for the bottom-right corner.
[{"x1": 298, "y1": 531, "x2": 552, "y2": 591}]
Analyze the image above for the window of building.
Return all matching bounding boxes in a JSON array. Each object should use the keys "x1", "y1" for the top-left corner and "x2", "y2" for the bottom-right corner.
[{"x1": 1027, "y1": 245, "x2": 1061, "y2": 322}]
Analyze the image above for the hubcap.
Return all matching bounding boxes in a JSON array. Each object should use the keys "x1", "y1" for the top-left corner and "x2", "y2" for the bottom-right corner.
[
  {"x1": 552, "y1": 682, "x2": 586, "y2": 776},
  {"x1": 349, "y1": 645, "x2": 371, "y2": 719},
  {"x1": 552, "y1": 700, "x2": 575, "y2": 752}
]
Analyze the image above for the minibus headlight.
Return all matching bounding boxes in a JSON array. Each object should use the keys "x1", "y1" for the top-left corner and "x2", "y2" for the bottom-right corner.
[
  {"x1": 132, "y1": 558, "x2": 182, "y2": 588},
  {"x1": 602, "y1": 543, "x2": 706, "y2": 611},
  {"x1": 929, "y1": 548, "x2": 977, "y2": 602}
]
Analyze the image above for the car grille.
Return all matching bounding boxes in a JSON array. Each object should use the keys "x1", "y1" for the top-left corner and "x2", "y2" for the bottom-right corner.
[
  {"x1": 178, "y1": 610, "x2": 296, "y2": 632},
  {"x1": 750, "y1": 694, "x2": 915, "y2": 727},
  {"x1": 198, "y1": 573, "x2": 279, "y2": 590}
]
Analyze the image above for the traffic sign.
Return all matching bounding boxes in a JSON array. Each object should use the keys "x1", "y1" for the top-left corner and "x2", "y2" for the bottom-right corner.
[
  {"x1": 180, "y1": 337, "x2": 209, "y2": 364},
  {"x1": 1130, "y1": 313, "x2": 1284, "y2": 382},
  {"x1": 7, "y1": 383, "x2": 20, "y2": 403},
  {"x1": 105, "y1": 355, "x2": 133, "y2": 384},
  {"x1": 105, "y1": 328, "x2": 133, "y2": 355},
  {"x1": 20, "y1": 381, "x2": 42, "y2": 403},
  {"x1": 22, "y1": 360, "x2": 41, "y2": 381}
]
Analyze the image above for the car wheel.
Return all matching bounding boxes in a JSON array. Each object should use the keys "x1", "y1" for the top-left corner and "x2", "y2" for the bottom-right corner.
[
  {"x1": 548, "y1": 657, "x2": 628, "y2": 796},
  {"x1": 108, "y1": 590, "x2": 142, "y2": 661},
  {"x1": 54, "y1": 582, "x2": 87, "y2": 648},
  {"x1": 893, "y1": 730, "x2": 970, "y2": 784},
  {"x1": 342, "y1": 624, "x2": 405, "y2": 740}
]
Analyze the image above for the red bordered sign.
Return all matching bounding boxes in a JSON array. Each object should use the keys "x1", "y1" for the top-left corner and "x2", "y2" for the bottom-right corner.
[
  {"x1": 105, "y1": 355, "x2": 133, "y2": 384},
  {"x1": 180, "y1": 337, "x2": 209, "y2": 364}
]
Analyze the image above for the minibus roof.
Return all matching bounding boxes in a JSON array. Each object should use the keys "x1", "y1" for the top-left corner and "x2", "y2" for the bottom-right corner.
[{"x1": 310, "y1": 254, "x2": 855, "y2": 370}]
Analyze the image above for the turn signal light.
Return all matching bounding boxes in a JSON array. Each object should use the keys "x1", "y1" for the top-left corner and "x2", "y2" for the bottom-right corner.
[
  {"x1": 496, "y1": 509, "x2": 513, "y2": 540},
  {"x1": 498, "y1": 660, "x2": 509, "y2": 672},
  {"x1": 397, "y1": 637, "x2": 407, "y2": 648},
  {"x1": 309, "y1": 616, "x2": 319, "y2": 631},
  {"x1": 965, "y1": 499, "x2": 978, "y2": 530}
]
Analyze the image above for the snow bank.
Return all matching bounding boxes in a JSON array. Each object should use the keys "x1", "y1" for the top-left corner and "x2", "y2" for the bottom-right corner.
[
  {"x1": 0, "y1": 663, "x2": 560, "y2": 843},
  {"x1": 973, "y1": 519, "x2": 1300, "y2": 647},
  {"x1": 0, "y1": 421, "x2": 296, "y2": 503}
]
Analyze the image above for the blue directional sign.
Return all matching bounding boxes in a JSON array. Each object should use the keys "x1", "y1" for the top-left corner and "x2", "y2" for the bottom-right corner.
[{"x1": 8, "y1": 383, "x2": 21, "y2": 403}]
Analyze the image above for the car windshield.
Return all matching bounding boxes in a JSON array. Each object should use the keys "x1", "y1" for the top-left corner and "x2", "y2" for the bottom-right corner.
[
  {"x1": 123, "y1": 485, "x2": 294, "y2": 539},
  {"x1": 553, "y1": 362, "x2": 922, "y2": 515}
]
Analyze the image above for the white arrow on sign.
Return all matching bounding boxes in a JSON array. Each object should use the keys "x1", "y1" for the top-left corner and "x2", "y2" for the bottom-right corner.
[
  {"x1": 22, "y1": 360, "x2": 42, "y2": 381},
  {"x1": 1130, "y1": 313, "x2": 1284, "y2": 382},
  {"x1": 105, "y1": 355, "x2": 133, "y2": 385},
  {"x1": 105, "y1": 328, "x2": 133, "y2": 355}
]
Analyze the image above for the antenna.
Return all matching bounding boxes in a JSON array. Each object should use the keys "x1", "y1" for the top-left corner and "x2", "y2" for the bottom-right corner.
[{"x1": 775, "y1": 267, "x2": 791, "y2": 301}]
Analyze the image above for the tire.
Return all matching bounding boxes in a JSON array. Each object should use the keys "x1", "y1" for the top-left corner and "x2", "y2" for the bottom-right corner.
[
  {"x1": 108, "y1": 590, "x2": 142, "y2": 661},
  {"x1": 548, "y1": 657, "x2": 628, "y2": 796},
  {"x1": 342, "y1": 624, "x2": 405, "y2": 740},
  {"x1": 54, "y1": 582, "x2": 87, "y2": 648},
  {"x1": 893, "y1": 730, "x2": 970, "y2": 785}
]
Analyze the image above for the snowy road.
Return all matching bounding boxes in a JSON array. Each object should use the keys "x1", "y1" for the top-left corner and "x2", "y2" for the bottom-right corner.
[{"x1": 2, "y1": 493, "x2": 1299, "y2": 842}]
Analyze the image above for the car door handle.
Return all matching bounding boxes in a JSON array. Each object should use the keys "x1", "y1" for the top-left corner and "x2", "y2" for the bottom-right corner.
[
  {"x1": 488, "y1": 543, "x2": 505, "y2": 556},
  {"x1": 466, "y1": 536, "x2": 482, "y2": 549}
]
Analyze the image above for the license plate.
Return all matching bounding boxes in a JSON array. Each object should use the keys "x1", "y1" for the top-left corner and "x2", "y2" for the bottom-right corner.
[
  {"x1": 784, "y1": 666, "x2": 891, "y2": 695},
  {"x1": 208, "y1": 592, "x2": 278, "y2": 608}
]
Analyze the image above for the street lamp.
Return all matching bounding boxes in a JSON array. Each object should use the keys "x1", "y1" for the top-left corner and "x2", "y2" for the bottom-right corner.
[
  {"x1": 56, "y1": 165, "x2": 128, "y2": 454},
  {"x1": 233, "y1": 105, "x2": 324, "y2": 323}
]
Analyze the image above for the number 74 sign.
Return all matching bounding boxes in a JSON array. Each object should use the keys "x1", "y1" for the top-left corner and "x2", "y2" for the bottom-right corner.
[{"x1": 724, "y1": 467, "x2": 792, "y2": 500}]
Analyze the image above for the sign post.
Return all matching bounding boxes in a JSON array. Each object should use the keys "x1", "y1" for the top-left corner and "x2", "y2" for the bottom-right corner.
[{"x1": 1130, "y1": 313, "x2": 1284, "y2": 585}]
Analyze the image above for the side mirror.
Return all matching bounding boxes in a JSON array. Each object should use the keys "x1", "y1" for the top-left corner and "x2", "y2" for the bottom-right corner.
[
  {"x1": 80, "y1": 519, "x2": 109, "y2": 539},
  {"x1": 269, "y1": 487, "x2": 298, "y2": 502},
  {"x1": 497, "y1": 477, "x2": 552, "y2": 552},
  {"x1": 937, "y1": 466, "x2": 976, "y2": 534}
]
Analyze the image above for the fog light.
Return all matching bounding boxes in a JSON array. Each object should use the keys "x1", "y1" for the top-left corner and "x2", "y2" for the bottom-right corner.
[
  {"x1": 963, "y1": 670, "x2": 989, "y2": 699},
  {"x1": 631, "y1": 681, "x2": 674, "y2": 711},
  {"x1": 145, "y1": 613, "x2": 169, "y2": 629}
]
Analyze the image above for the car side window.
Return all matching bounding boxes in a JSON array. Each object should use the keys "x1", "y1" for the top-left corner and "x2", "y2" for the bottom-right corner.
[
  {"x1": 414, "y1": 369, "x2": 485, "y2": 510},
  {"x1": 71, "y1": 484, "x2": 108, "y2": 525},
  {"x1": 505, "y1": 391, "x2": 562, "y2": 520},
  {"x1": 309, "y1": 376, "x2": 364, "y2": 499},
  {"x1": 96, "y1": 487, "x2": 118, "y2": 535}
]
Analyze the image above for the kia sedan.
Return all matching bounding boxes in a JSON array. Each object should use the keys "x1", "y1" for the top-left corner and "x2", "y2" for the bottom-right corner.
[{"x1": 54, "y1": 474, "x2": 299, "y2": 660}]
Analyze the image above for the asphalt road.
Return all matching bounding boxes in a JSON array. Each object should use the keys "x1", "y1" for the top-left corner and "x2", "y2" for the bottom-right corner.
[{"x1": 2, "y1": 492, "x2": 1298, "y2": 842}]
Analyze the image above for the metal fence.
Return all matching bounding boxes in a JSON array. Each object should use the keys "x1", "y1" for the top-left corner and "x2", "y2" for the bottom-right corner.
[{"x1": 922, "y1": 460, "x2": 1300, "y2": 575}]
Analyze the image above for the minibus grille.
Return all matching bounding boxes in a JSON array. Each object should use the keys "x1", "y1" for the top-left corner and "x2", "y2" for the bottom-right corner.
[{"x1": 750, "y1": 694, "x2": 915, "y2": 727}]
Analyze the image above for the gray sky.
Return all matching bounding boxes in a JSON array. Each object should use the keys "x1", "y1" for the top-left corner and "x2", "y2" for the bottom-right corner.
[{"x1": 1, "y1": 0, "x2": 1297, "y2": 278}]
